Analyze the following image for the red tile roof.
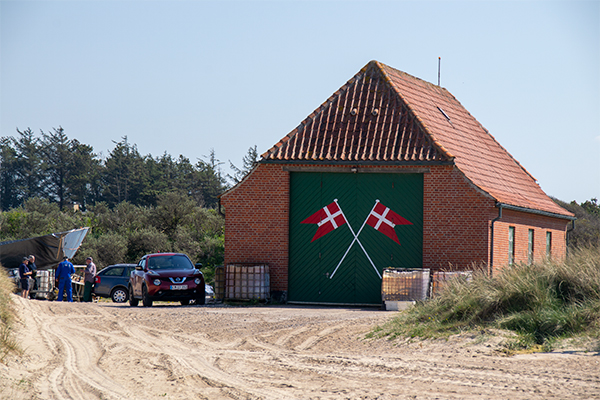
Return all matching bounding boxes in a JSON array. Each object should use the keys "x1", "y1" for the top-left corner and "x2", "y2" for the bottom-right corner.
[{"x1": 262, "y1": 61, "x2": 573, "y2": 218}]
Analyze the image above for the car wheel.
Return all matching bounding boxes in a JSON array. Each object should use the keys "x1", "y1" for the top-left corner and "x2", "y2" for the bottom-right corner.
[
  {"x1": 128, "y1": 286, "x2": 139, "y2": 307},
  {"x1": 180, "y1": 299, "x2": 190, "y2": 306},
  {"x1": 142, "y1": 285, "x2": 153, "y2": 307},
  {"x1": 196, "y1": 286, "x2": 206, "y2": 305},
  {"x1": 111, "y1": 287, "x2": 128, "y2": 303}
]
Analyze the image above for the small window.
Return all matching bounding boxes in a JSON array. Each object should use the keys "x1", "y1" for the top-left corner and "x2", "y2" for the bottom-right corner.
[
  {"x1": 508, "y1": 226, "x2": 515, "y2": 266},
  {"x1": 546, "y1": 231, "x2": 552, "y2": 258},
  {"x1": 528, "y1": 229, "x2": 534, "y2": 265}
]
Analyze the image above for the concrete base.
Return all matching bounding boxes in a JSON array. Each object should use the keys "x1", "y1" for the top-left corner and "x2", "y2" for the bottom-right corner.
[{"x1": 384, "y1": 301, "x2": 415, "y2": 311}]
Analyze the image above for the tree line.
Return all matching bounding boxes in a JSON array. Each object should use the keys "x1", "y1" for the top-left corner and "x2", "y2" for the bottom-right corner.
[{"x1": 0, "y1": 127, "x2": 231, "y2": 211}]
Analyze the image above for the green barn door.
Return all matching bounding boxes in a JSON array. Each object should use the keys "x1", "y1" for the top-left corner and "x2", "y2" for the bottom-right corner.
[{"x1": 289, "y1": 172, "x2": 423, "y2": 304}]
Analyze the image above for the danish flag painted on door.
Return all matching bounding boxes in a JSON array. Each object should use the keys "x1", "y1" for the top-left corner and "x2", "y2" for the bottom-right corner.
[
  {"x1": 301, "y1": 201, "x2": 347, "y2": 242},
  {"x1": 366, "y1": 200, "x2": 412, "y2": 245}
]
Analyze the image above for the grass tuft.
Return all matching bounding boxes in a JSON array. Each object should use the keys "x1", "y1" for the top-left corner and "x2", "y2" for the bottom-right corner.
[{"x1": 373, "y1": 247, "x2": 600, "y2": 351}]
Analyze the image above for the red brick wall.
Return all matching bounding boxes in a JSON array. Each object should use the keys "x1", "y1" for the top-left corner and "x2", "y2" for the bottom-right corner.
[
  {"x1": 220, "y1": 164, "x2": 290, "y2": 291},
  {"x1": 491, "y1": 209, "x2": 569, "y2": 272},
  {"x1": 222, "y1": 163, "x2": 571, "y2": 293},
  {"x1": 423, "y1": 165, "x2": 496, "y2": 271},
  {"x1": 423, "y1": 166, "x2": 570, "y2": 272}
]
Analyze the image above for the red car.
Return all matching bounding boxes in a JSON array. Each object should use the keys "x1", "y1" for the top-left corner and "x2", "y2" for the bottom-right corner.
[{"x1": 128, "y1": 253, "x2": 205, "y2": 307}]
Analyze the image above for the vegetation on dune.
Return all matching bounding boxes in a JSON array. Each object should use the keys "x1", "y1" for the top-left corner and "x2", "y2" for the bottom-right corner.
[
  {"x1": 0, "y1": 267, "x2": 20, "y2": 362},
  {"x1": 371, "y1": 246, "x2": 600, "y2": 352}
]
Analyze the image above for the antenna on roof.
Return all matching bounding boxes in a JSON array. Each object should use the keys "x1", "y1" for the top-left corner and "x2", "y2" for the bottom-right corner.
[{"x1": 438, "y1": 57, "x2": 441, "y2": 86}]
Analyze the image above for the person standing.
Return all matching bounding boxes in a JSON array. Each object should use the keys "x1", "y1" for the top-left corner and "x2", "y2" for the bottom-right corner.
[
  {"x1": 28, "y1": 255, "x2": 38, "y2": 293},
  {"x1": 19, "y1": 256, "x2": 32, "y2": 299},
  {"x1": 56, "y1": 256, "x2": 75, "y2": 302},
  {"x1": 83, "y1": 256, "x2": 96, "y2": 302}
]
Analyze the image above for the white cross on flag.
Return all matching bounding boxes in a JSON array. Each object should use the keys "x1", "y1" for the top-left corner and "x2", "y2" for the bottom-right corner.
[
  {"x1": 365, "y1": 201, "x2": 412, "y2": 244},
  {"x1": 301, "y1": 200, "x2": 347, "y2": 242}
]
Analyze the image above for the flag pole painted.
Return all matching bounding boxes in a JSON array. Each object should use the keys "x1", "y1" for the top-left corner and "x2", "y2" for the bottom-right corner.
[{"x1": 330, "y1": 200, "x2": 381, "y2": 280}]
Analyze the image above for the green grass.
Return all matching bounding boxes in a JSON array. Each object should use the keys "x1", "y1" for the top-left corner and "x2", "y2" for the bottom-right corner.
[
  {"x1": 371, "y1": 247, "x2": 600, "y2": 352},
  {"x1": 0, "y1": 266, "x2": 21, "y2": 362}
]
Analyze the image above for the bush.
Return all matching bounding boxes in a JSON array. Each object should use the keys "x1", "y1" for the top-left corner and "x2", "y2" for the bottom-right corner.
[
  {"x1": 79, "y1": 233, "x2": 128, "y2": 268},
  {"x1": 0, "y1": 198, "x2": 88, "y2": 241},
  {"x1": 150, "y1": 191, "x2": 196, "y2": 239},
  {"x1": 171, "y1": 227, "x2": 202, "y2": 261},
  {"x1": 126, "y1": 228, "x2": 171, "y2": 262},
  {"x1": 93, "y1": 201, "x2": 149, "y2": 235}
]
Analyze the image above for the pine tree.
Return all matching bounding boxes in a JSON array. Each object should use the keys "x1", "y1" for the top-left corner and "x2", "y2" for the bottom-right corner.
[
  {"x1": 228, "y1": 145, "x2": 259, "y2": 184},
  {"x1": 13, "y1": 128, "x2": 44, "y2": 204},
  {"x1": 41, "y1": 127, "x2": 72, "y2": 210}
]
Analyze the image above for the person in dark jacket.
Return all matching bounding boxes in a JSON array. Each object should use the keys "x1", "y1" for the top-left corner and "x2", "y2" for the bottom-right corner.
[
  {"x1": 28, "y1": 255, "x2": 38, "y2": 293},
  {"x1": 56, "y1": 256, "x2": 75, "y2": 302},
  {"x1": 83, "y1": 257, "x2": 96, "y2": 302},
  {"x1": 19, "y1": 256, "x2": 32, "y2": 299}
]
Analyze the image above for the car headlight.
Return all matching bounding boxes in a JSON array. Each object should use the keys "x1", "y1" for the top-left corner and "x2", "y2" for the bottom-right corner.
[
  {"x1": 194, "y1": 278, "x2": 201, "y2": 285},
  {"x1": 153, "y1": 279, "x2": 161, "y2": 286}
]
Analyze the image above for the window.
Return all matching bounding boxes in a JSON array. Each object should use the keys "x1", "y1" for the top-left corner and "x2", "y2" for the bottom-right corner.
[
  {"x1": 528, "y1": 229, "x2": 534, "y2": 265},
  {"x1": 508, "y1": 226, "x2": 515, "y2": 266},
  {"x1": 546, "y1": 231, "x2": 552, "y2": 258},
  {"x1": 105, "y1": 267, "x2": 124, "y2": 276}
]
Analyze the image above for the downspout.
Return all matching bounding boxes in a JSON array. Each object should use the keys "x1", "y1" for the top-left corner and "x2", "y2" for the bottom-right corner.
[{"x1": 489, "y1": 204, "x2": 503, "y2": 278}]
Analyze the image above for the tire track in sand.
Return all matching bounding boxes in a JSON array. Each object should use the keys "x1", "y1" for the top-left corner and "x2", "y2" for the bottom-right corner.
[{"x1": 17, "y1": 298, "x2": 132, "y2": 399}]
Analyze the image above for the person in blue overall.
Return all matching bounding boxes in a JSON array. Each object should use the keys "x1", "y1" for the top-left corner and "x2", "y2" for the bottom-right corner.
[{"x1": 56, "y1": 256, "x2": 75, "y2": 302}]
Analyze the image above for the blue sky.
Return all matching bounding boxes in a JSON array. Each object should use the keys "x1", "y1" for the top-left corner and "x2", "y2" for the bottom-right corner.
[{"x1": 1, "y1": 0, "x2": 598, "y2": 203}]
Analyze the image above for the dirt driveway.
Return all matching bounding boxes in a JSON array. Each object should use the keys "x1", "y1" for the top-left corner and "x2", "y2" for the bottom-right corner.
[{"x1": 1, "y1": 295, "x2": 599, "y2": 399}]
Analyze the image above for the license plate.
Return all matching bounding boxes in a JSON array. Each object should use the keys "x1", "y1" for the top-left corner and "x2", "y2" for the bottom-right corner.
[{"x1": 170, "y1": 285, "x2": 188, "y2": 290}]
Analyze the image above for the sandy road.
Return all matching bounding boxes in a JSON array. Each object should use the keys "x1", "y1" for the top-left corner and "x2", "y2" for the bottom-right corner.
[{"x1": 1, "y1": 294, "x2": 599, "y2": 399}]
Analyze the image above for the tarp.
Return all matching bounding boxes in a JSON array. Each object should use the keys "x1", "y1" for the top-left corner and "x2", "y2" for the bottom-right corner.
[{"x1": 0, "y1": 227, "x2": 90, "y2": 270}]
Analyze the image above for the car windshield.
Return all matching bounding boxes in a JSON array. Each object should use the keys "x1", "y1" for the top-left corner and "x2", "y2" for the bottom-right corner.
[{"x1": 147, "y1": 255, "x2": 193, "y2": 270}]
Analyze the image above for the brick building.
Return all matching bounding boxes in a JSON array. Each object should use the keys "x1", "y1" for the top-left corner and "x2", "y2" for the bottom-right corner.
[{"x1": 220, "y1": 61, "x2": 575, "y2": 305}]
